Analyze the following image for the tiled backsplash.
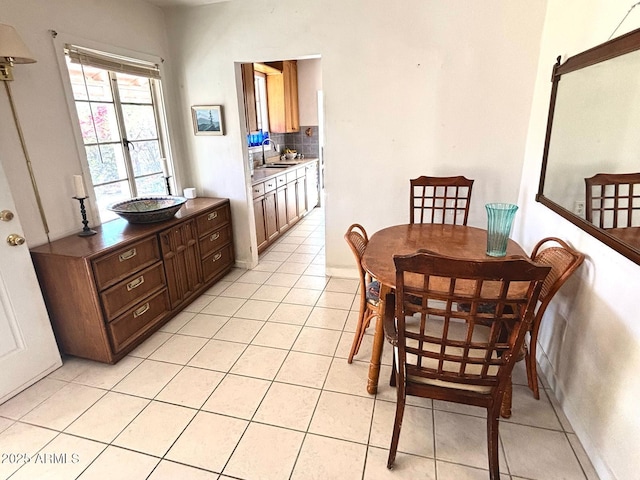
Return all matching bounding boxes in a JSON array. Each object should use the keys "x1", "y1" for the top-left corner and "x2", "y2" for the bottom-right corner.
[{"x1": 270, "y1": 125, "x2": 319, "y2": 157}]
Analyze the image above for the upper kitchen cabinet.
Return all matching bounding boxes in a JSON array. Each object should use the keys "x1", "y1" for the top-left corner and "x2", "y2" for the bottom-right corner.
[
  {"x1": 263, "y1": 60, "x2": 300, "y2": 133},
  {"x1": 241, "y1": 63, "x2": 259, "y2": 133}
]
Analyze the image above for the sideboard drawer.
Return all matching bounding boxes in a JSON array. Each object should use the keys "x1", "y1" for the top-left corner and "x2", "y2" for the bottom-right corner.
[
  {"x1": 93, "y1": 236, "x2": 160, "y2": 291},
  {"x1": 252, "y1": 183, "x2": 265, "y2": 199},
  {"x1": 199, "y1": 224, "x2": 232, "y2": 259},
  {"x1": 201, "y1": 243, "x2": 234, "y2": 283},
  {"x1": 100, "y1": 261, "x2": 166, "y2": 321},
  {"x1": 195, "y1": 204, "x2": 231, "y2": 236},
  {"x1": 107, "y1": 289, "x2": 170, "y2": 354}
]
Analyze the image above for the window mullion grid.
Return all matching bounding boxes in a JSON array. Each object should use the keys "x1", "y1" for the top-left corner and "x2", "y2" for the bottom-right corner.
[{"x1": 109, "y1": 72, "x2": 138, "y2": 197}]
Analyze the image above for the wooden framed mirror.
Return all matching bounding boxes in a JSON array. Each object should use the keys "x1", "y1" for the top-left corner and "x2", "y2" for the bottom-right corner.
[{"x1": 536, "y1": 27, "x2": 640, "y2": 266}]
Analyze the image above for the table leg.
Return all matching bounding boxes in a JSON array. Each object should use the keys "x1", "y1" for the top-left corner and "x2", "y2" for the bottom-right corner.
[{"x1": 367, "y1": 284, "x2": 389, "y2": 395}]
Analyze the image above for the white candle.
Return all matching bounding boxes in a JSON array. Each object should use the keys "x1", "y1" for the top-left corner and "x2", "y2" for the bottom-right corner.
[
  {"x1": 73, "y1": 175, "x2": 87, "y2": 198},
  {"x1": 160, "y1": 158, "x2": 169, "y2": 177}
]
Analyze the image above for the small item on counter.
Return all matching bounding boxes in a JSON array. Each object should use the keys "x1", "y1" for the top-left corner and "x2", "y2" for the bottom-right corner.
[{"x1": 183, "y1": 187, "x2": 197, "y2": 199}]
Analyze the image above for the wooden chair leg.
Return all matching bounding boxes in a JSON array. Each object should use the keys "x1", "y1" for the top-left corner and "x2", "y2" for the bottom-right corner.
[
  {"x1": 526, "y1": 331, "x2": 541, "y2": 399},
  {"x1": 500, "y1": 379, "x2": 512, "y2": 419},
  {"x1": 387, "y1": 388, "x2": 405, "y2": 469},
  {"x1": 348, "y1": 308, "x2": 371, "y2": 363},
  {"x1": 487, "y1": 409, "x2": 501, "y2": 480}
]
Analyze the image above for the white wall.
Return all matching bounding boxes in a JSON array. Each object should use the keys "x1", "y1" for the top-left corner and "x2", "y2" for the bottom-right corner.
[
  {"x1": 516, "y1": 2, "x2": 640, "y2": 479},
  {"x1": 0, "y1": 0, "x2": 176, "y2": 246},
  {"x1": 162, "y1": 0, "x2": 547, "y2": 272}
]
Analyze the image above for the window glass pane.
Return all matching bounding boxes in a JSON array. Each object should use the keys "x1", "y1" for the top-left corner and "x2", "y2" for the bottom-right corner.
[
  {"x1": 75, "y1": 102, "x2": 97, "y2": 143},
  {"x1": 94, "y1": 181, "x2": 132, "y2": 222},
  {"x1": 135, "y1": 174, "x2": 166, "y2": 197},
  {"x1": 122, "y1": 104, "x2": 158, "y2": 140},
  {"x1": 129, "y1": 140, "x2": 161, "y2": 176},
  {"x1": 86, "y1": 144, "x2": 127, "y2": 185},
  {"x1": 116, "y1": 73, "x2": 152, "y2": 104},
  {"x1": 67, "y1": 60, "x2": 113, "y2": 102}
]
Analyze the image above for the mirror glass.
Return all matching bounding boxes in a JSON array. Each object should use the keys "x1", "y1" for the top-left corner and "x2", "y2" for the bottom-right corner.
[{"x1": 537, "y1": 28, "x2": 640, "y2": 265}]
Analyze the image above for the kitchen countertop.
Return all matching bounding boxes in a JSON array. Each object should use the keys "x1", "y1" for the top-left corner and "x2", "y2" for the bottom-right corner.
[{"x1": 251, "y1": 157, "x2": 318, "y2": 182}]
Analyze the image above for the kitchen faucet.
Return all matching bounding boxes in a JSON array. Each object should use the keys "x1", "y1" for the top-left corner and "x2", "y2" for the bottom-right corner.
[{"x1": 261, "y1": 138, "x2": 277, "y2": 165}]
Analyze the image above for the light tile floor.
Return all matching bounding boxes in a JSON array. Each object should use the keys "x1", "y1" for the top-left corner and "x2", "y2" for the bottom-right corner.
[{"x1": 0, "y1": 207, "x2": 600, "y2": 480}]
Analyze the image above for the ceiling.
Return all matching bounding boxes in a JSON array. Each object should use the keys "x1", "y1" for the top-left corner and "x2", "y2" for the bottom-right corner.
[{"x1": 145, "y1": 0, "x2": 227, "y2": 7}]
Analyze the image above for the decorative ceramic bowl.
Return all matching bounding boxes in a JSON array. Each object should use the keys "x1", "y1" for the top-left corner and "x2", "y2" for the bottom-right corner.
[
  {"x1": 284, "y1": 152, "x2": 297, "y2": 160},
  {"x1": 108, "y1": 196, "x2": 187, "y2": 224}
]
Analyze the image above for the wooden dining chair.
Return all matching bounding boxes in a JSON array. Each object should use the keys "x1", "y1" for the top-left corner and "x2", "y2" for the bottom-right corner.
[
  {"x1": 585, "y1": 172, "x2": 640, "y2": 228},
  {"x1": 344, "y1": 224, "x2": 381, "y2": 363},
  {"x1": 523, "y1": 237, "x2": 585, "y2": 399},
  {"x1": 383, "y1": 250, "x2": 550, "y2": 479},
  {"x1": 409, "y1": 175, "x2": 474, "y2": 225}
]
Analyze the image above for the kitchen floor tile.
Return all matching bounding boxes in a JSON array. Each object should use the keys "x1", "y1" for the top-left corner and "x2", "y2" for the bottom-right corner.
[
  {"x1": 253, "y1": 261, "x2": 283, "y2": 272},
  {"x1": 148, "y1": 460, "x2": 219, "y2": 479},
  {"x1": 268, "y1": 303, "x2": 312, "y2": 325},
  {"x1": 236, "y1": 270, "x2": 273, "y2": 284},
  {"x1": 292, "y1": 326, "x2": 341, "y2": 356},
  {"x1": 113, "y1": 401, "x2": 195, "y2": 456},
  {"x1": 46, "y1": 356, "x2": 91, "y2": 382},
  {"x1": 188, "y1": 339, "x2": 246, "y2": 372},
  {"x1": 275, "y1": 351, "x2": 332, "y2": 389},
  {"x1": 155, "y1": 366, "x2": 224, "y2": 408},
  {"x1": 112, "y1": 359, "x2": 182, "y2": 398},
  {"x1": 309, "y1": 390, "x2": 374, "y2": 443},
  {"x1": 282, "y1": 287, "x2": 323, "y2": 305},
  {"x1": 0, "y1": 423, "x2": 59, "y2": 479},
  {"x1": 128, "y1": 330, "x2": 172, "y2": 358},
  {"x1": 230, "y1": 345, "x2": 288, "y2": 380},
  {"x1": 253, "y1": 382, "x2": 320, "y2": 430},
  {"x1": 276, "y1": 262, "x2": 309, "y2": 274},
  {"x1": 20, "y1": 383, "x2": 106, "y2": 430},
  {"x1": 234, "y1": 299, "x2": 279, "y2": 320},
  {"x1": 201, "y1": 373, "x2": 270, "y2": 419},
  {"x1": 325, "y1": 277, "x2": 359, "y2": 293},
  {"x1": 294, "y1": 274, "x2": 329, "y2": 290},
  {"x1": 324, "y1": 358, "x2": 371, "y2": 396},
  {"x1": 213, "y1": 317, "x2": 264, "y2": 343},
  {"x1": 305, "y1": 306, "x2": 348, "y2": 330},
  {"x1": 291, "y1": 434, "x2": 367, "y2": 480},
  {"x1": 65, "y1": 391, "x2": 149, "y2": 443},
  {"x1": 303, "y1": 264, "x2": 326, "y2": 276},
  {"x1": 218, "y1": 281, "x2": 261, "y2": 299},
  {"x1": 316, "y1": 290, "x2": 355, "y2": 309},
  {"x1": 251, "y1": 284, "x2": 291, "y2": 302},
  {"x1": 365, "y1": 446, "x2": 436, "y2": 480},
  {"x1": 177, "y1": 313, "x2": 229, "y2": 338},
  {"x1": 183, "y1": 293, "x2": 215, "y2": 313},
  {"x1": 0, "y1": 378, "x2": 67, "y2": 420},
  {"x1": 264, "y1": 272, "x2": 300, "y2": 287},
  {"x1": 166, "y1": 411, "x2": 248, "y2": 472},
  {"x1": 159, "y1": 310, "x2": 196, "y2": 333},
  {"x1": 436, "y1": 461, "x2": 510, "y2": 480},
  {"x1": 77, "y1": 445, "x2": 159, "y2": 479},
  {"x1": 224, "y1": 422, "x2": 304, "y2": 480},
  {"x1": 251, "y1": 322, "x2": 302, "y2": 349},
  {"x1": 200, "y1": 296, "x2": 246, "y2": 316},
  {"x1": 148, "y1": 334, "x2": 208, "y2": 364}
]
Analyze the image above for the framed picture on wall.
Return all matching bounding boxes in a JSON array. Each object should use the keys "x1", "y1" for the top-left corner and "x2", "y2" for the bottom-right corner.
[{"x1": 191, "y1": 105, "x2": 224, "y2": 135}]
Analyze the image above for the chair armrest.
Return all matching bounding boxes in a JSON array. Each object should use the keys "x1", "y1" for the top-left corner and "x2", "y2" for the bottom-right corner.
[{"x1": 382, "y1": 292, "x2": 398, "y2": 346}]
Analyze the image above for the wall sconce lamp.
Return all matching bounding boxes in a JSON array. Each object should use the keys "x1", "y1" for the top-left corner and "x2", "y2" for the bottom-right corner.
[{"x1": 1, "y1": 23, "x2": 50, "y2": 241}]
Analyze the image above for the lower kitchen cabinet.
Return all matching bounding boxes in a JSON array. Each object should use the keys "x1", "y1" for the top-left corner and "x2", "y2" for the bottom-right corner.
[
  {"x1": 252, "y1": 159, "x2": 319, "y2": 253},
  {"x1": 30, "y1": 198, "x2": 234, "y2": 364}
]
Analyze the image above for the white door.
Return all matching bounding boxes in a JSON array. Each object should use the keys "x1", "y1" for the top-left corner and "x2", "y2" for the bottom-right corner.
[{"x1": 0, "y1": 161, "x2": 61, "y2": 404}]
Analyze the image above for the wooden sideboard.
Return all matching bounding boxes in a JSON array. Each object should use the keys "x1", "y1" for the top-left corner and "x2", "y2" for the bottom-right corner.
[{"x1": 30, "y1": 197, "x2": 234, "y2": 364}]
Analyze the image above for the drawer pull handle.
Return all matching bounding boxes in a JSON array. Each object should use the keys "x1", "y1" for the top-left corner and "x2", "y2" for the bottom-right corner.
[
  {"x1": 208, "y1": 211, "x2": 218, "y2": 221},
  {"x1": 133, "y1": 303, "x2": 150, "y2": 318},
  {"x1": 212, "y1": 252, "x2": 222, "y2": 262},
  {"x1": 119, "y1": 248, "x2": 137, "y2": 262},
  {"x1": 127, "y1": 276, "x2": 145, "y2": 291},
  {"x1": 210, "y1": 232, "x2": 220, "y2": 242}
]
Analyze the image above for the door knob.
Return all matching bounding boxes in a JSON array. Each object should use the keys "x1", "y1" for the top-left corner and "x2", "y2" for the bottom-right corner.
[
  {"x1": 0, "y1": 210, "x2": 14, "y2": 222},
  {"x1": 7, "y1": 234, "x2": 26, "y2": 246}
]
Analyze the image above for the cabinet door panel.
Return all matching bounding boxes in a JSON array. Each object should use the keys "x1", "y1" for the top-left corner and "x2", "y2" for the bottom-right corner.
[
  {"x1": 277, "y1": 187, "x2": 288, "y2": 232},
  {"x1": 254, "y1": 197, "x2": 268, "y2": 251},
  {"x1": 160, "y1": 220, "x2": 203, "y2": 308},
  {"x1": 286, "y1": 181, "x2": 298, "y2": 224},
  {"x1": 264, "y1": 191, "x2": 278, "y2": 241},
  {"x1": 297, "y1": 179, "x2": 307, "y2": 217}
]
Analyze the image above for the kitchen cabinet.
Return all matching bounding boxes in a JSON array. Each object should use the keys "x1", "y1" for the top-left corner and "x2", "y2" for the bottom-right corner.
[
  {"x1": 252, "y1": 160, "x2": 318, "y2": 253},
  {"x1": 265, "y1": 60, "x2": 300, "y2": 133},
  {"x1": 30, "y1": 198, "x2": 234, "y2": 364}
]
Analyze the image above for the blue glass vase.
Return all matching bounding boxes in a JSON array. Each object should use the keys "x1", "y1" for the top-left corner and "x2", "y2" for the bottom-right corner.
[{"x1": 485, "y1": 203, "x2": 518, "y2": 257}]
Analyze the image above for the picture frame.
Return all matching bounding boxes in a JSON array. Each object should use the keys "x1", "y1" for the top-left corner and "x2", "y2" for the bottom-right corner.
[{"x1": 191, "y1": 105, "x2": 224, "y2": 135}]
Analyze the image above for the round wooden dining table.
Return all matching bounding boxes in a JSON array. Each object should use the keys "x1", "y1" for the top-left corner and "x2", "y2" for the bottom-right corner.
[{"x1": 361, "y1": 223, "x2": 528, "y2": 395}]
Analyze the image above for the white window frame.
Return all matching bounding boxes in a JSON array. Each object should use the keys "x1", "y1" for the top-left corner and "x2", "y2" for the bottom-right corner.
[{"x1": 52, "y1": 34, "x2": 176, "y2": 225}]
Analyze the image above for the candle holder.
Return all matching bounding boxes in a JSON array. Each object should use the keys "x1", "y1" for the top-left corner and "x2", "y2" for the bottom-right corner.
[
  {"x1": 164, "y1": 175, "x2": 172, "y2": 196},
  {"x1": 73, "y1": 196, "x2": 97, "y2": 236}
]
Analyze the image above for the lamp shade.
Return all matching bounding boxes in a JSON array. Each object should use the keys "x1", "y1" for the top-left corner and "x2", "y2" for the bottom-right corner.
[{"x1": 0, "y1": 23, "x2": 36, "y2": 63}]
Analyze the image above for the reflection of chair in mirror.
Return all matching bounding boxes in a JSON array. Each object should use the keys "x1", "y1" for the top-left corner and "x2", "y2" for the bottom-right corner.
[
  {"x1": 410, "y1": 176, "x2": 474, "y2": 225},
  {"x1": 384, "y1": 251, "x2": 549, "y2": 479},
  {"x1": 585, "y1": 173, "x2": 640, "y2": 229},
  {"x1": 344, "y1": 224, "x2": 381, "y2": 363}
]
